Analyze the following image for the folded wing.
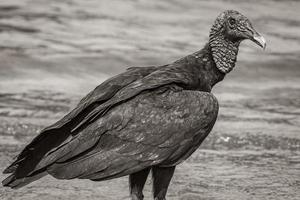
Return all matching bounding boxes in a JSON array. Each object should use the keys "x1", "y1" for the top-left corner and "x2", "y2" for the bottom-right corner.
[
  {"x1": 2, "y1": 63, "x2": 204, "y2": 188},
  {"x1": 3, "y1": 66, "x2": 157, "y2": 178},
  {"x1": 46, "y1": 90, "x2": 219, "y2": 181}
]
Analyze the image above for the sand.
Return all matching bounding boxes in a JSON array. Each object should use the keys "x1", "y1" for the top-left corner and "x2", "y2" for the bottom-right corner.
[{"x1": 0, "y1": 0, "x2": 299, "y2": 199}]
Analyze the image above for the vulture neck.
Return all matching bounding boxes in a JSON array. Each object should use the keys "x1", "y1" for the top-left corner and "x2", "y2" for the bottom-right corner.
[
  {"x1": 209, "y1": 33, "x2": 240, "y2": 73},
  {"x1": 174, "y1": 43, "x2": 227, "y2": 92}
]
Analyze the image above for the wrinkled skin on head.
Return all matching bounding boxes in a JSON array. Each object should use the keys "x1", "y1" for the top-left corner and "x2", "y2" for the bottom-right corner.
[
  {"x1": 209, "y1": 10, "x2": 266, "y2": 73},
  {"x1": 223, "y1": 10, "x2": 266, "y2": 48}
]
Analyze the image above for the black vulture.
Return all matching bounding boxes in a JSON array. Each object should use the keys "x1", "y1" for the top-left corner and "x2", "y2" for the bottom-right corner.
[{"x1": 3, "y1": 10, "x2": 266, "y2": 200}]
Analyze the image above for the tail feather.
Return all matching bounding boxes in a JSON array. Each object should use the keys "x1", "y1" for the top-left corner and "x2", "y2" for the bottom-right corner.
[
  {"x1": 2, "y1": 126, "x2": 75, "y2": 188},
  {"x1": 2, "y1": 171, "x2": 47, "y2": 189},
  {"x1": 3, "y1": 164, "x2": 18, "y2": 174}
]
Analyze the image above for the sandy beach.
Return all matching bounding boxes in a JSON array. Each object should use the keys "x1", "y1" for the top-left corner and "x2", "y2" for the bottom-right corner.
[{"x1": 0, "y1": 0, "x2": 299, "y2": 199}]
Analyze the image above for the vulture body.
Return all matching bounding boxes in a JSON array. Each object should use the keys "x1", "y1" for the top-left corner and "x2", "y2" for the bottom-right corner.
[{"x1": 3, "y1": 10, "x2": 266, "y2": 200}]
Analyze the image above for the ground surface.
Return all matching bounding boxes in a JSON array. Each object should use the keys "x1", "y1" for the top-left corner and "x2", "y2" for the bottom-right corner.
[{"x1": 0, "y1": 0, "x2": 299, "y2": 199}]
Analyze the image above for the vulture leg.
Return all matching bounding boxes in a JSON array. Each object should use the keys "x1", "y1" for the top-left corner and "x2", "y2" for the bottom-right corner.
[
  {"x1": 152, "y1": 166, "x2": 176, "y2": 200},
  {"x1": 129, "y1": 168, "x2": 151, "y2": 200}
]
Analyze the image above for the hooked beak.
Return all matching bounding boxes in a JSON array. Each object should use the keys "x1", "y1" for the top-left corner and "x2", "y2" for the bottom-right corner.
[
  {"x1": 251, "y1": 32, "x2": 266, "y2": 50},
  {"x1": 244, "y1": 23, "x2": 266, "y2": 50}
]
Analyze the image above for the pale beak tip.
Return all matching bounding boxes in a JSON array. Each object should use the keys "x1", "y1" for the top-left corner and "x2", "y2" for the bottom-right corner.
[
  {"x1": 262, "y1": 43, "x2": 266, "y2": 50},
  {"x1": 253, "y1": 35, "x2": 267, "y2": 50}
]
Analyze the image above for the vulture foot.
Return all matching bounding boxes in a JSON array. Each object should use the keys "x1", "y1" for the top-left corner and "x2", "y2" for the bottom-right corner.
[
  {"x1": 131, "y1": 194, "x2": 144, "y2": 200},
  {"x1": 152, "y1": 166, "x2": 175, "y2": 200},
  {"x1": 129, "y1": 168, "x2": 150, "y2": 200}
]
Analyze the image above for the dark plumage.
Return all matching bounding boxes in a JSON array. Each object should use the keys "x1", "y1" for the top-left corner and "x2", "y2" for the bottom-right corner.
[{"x1": 2, "y1": 10, "x2": 266, "y2": 200}]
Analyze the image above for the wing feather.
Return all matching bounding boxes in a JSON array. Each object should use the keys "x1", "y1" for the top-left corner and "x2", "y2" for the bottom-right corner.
[
  {"x1": 71, "y1": 63, "x2": 199, "y2": 132},
  {"x1": 47, "y1": 89, "x2": 218, "y2": 180},
  {"x1": 2, "y1": 64, "x2": 215, "y2": 188},
  {"x1": 2, "y1": 66, "x2": 157, "y2": 178}
]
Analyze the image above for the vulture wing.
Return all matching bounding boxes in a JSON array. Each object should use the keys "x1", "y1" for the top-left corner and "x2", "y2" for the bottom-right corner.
[
  {"x1": 2, "y1": 63, "x2": 204, "y2": 188},
  {"x1": 46, "y1": 89, "x2": 218, "y2": 181},
  {"x1": 2, "y1": 66, "x2": 157, "y2": 177}
]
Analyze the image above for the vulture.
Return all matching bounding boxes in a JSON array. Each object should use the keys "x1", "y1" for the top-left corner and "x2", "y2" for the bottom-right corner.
[{"x1": 3, "y1": 10, "x2": 266, "y2": 200}]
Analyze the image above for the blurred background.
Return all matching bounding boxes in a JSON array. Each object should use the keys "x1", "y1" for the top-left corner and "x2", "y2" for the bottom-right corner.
[{"x1": 0, "y1": 0, "x2": 299, "y2": 199}]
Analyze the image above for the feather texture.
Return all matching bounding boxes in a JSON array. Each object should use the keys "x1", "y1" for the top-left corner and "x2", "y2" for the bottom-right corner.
[
  {"x1": 47, "y1": 89, "x2": 218, "y2": 180},
  {"x1": 2, "y1": 42, "x2": 224, "y2": 188}
]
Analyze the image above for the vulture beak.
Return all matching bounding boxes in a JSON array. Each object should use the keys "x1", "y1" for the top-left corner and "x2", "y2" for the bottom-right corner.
[{"x1": 250, "y1": 31, "x2": 266, "y2": 50}]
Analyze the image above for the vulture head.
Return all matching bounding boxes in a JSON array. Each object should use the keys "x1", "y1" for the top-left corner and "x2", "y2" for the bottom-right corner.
[{"x1": 209, "y1": 10, "x2": 266, "y2": 73}]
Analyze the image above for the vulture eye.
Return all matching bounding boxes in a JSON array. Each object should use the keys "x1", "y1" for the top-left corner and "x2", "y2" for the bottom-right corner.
[{"x1": 228, "y1": 18, "x2": 236, "y2": 26}]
